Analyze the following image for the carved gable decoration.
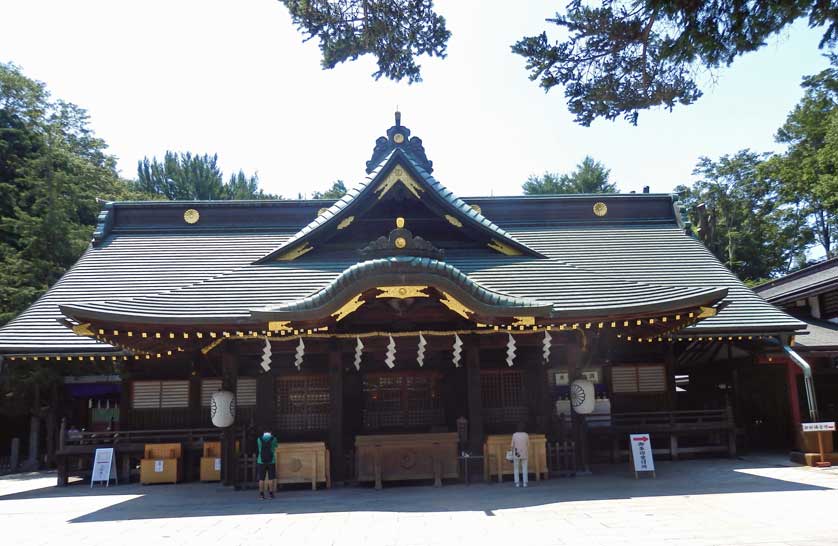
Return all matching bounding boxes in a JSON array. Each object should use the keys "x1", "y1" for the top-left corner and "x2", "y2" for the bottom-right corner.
[
  {"x1": 254, "y1": 115, "x2": 544, "y2": 264},
  {"x1": 360, "y1": 226, "x2": 444, "y2": 260}
]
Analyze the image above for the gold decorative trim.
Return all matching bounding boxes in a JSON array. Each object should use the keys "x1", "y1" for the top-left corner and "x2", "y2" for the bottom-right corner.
[
  {"x1": 396, "y1": 217, "x2": 405, "y2": 228},
  {"x1": 487, "y1": 239, "x2": 522, "y2": 256},
  {"x1": 337, "y1": 216, "x2": 354, "y2": 230},
  {"x1": 375, "y1": 164, "x2": 424, "y2": 200},
  {"x1": 470, "y1": 204, "x2": 482, "y2": 214},
  {"x1": 268, "y1": 321, "x2": 291, "y2": 331},
  {"x1": 71, "y1": 322, "x2": 94, "y2": 337},
  {"x1": 511, "y1": 316, "x2": 535, "y2": 327},
  {"x1": 593, "y1": 202, "x2": 608, "y2": 217},
  {"x1": 444, "y1": 214, "x2": 463, "y2": 228},
  {"x1": 317, "y1": 207, "x2": 329, "y2": 217},
  {"x1": 331, "y1": 294, "x2": 365, "y2": 322},
  {"x1": 376, "y1": 286, "x2": 429, "y2": 299},
  {"x1": 393, "y1": 133, "x2": 405, "y2": 144},
  {"x1": 439, "y1": 291, "x2": 473, "y2": 319},
  {"x1": 697, "y1": 306, "x2": 717, "y2": 319},
  {"x1": 183, "y1": 209, "x2": 200, "y2": 224},
  {"x1": 394, "y1": 236, "x2": 407, "y2": 249},
  {"x1": 277, "y1": 242, "x2": 313, "y2": 261}
]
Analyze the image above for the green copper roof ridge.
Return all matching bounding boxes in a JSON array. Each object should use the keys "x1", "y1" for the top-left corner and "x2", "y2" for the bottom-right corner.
[{"x1": 253, "y1": 256, "x2": 553, "y2": 316}]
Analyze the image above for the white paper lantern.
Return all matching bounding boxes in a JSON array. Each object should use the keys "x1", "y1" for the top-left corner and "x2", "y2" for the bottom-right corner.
[
  {"x1": 211, "y1": 390, "x2": 236, "y2": 427},
  {"x1": 570, "y1": 379, "x2": 595, "y2": 415}
]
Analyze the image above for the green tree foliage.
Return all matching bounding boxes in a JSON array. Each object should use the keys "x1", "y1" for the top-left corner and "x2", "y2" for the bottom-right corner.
[
  {"x1": 675, "y1": 151, "x2": 811, "y2": 282},
  {"x1": 765, "y1": 55, "x2": 838, "y2": 257},
  {"x1": 136, "y1": 152, "x2": 275, "y2": 200},
  {"x1": 311, "y1": 180, "x2": 347, "y2": 199},
  {"x1": 276, "y1": 1, "x2": 838, "y2": 125},
  {"x1": 510, "y1": 1, "x2": 838, "y2": 125},
  {"x1": 280, "y1": 0, "x2": 450, "y2": 83},
  {"x1": 0, "y1": 62, "x2": 146, "y2": 326},
  {"x1": 523, "y1": 156, "x2": 618, "y2": 194}
]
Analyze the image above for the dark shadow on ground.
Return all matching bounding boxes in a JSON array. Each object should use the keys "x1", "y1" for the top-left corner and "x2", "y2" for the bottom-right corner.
[{"x1": 0, "y1": 457, "x2": 831, "y2": 523}]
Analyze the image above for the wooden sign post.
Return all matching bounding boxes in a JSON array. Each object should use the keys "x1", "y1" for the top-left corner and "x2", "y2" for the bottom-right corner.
[
  {"x1": 629, "y1": 434, "x2": 655, "y2": 479},
  {"x1": 90, "y1": 447, "x2": 118, "y2": 487},
  {"x1": 802, "y1": 422, "x2": 836, "y2": 468}
]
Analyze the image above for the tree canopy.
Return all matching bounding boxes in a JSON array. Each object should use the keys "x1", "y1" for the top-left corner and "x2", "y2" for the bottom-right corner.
[
  {"x1": 311, "y1": 180, "x2": 347, "y2": 199},
  {"x1": 0, "y1": 62, "x2": 146, "y2": 325},
  {"x1": 764, "y1": 55, "x2": 838, "y2": 257},
  {"x1": 136, "y1": 152, "x2": 275, "y2": 200},
  {"x1": 277, "y1": 1, "x2": 838, "y2": 125},
  {"x1": 523, "y1": 156, "x2": 618, "y2": 194},
  {"x1": 280, "y1": 0, "x2": 450, "y2": 83},
  {"x1": 675, "y1": 151, "x2": 811, "y2": 282}
]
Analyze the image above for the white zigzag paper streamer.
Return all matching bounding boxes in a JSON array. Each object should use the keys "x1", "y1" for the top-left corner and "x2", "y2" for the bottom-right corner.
[
  {"x1": 294, "y1": 338, "x2": 305, "y2": 371},
  {"x1": 416, "y1": 333, "x2": 427, "y2": 367},
  {"x1": 260, "y1": 338, "x2": 272, "y2": 372},
  {"x1": 354, "y1": 337, "x2": 364, "y2": 371},
  {"x1": 452, "y1": 333, "x2": 463, "y2": 368},
  {"x1": 506, "y1": 333, "x2": 517, "y2": 367},
  {"x1": 542, "y1": 330, "x2": 552, "y2": 364},
  {"x1": 385, "y1": 335, "x2": 396, "y2": 369}
]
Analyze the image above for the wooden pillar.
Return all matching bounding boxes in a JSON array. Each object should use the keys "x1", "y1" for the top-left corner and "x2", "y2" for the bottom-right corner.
[
  {"x1": 466, "y1": 341, "x2": 484, "y2": 454},
  {"x1": 255, "y1": 370, "x2": 275, "y2": 434},
  {"x1": 566, "y1": 338, "x2": 591, "y2": 472},
  {"x1": 188, "y1": 372, "x2": 202, "y2": 427},
  {"x1": 119, "y1": 364, "x2": 132, "y2": 430},
  {"x1": 786, "y1": 359, "x2": 804, "y2": 450},
  {"x1": 221, "y1": 347, "x2": 238, "y2": 486},
  {"x1": 665, "y1": 343, "x2": 676, "y2": 411},
  {"x1": 328, "y1": 344, "x2": 345, "y2": 483}
]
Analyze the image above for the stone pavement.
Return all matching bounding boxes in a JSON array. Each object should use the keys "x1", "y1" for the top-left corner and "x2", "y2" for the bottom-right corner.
[{"x1": 2, "y1": 454, "x2": 838, "y2": 546}]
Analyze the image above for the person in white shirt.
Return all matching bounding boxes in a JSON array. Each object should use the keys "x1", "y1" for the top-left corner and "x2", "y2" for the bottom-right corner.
[{"x1": 510, "y1": 423, "x2": 530, "y2": 487}]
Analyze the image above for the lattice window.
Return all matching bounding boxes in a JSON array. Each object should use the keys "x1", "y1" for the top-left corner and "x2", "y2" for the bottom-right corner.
[
  {"x1": 611, "y1": 365, "x2": 667, "y2": 394},
  {"x1": 132, "y1": 380, "x2": 189, "y2": 409},
  {"x1": 200, "y1": 378, "x2": 257, "y2": 407},
  {"x1": 480, "y1": 369, "x2": 527, "y2": 425},
  {"x1": 276, "y1": 374, "x2": 330, "y2": 432},
  {"x1": 362, "y1": 372, "x2": 444, "y2": 430}
]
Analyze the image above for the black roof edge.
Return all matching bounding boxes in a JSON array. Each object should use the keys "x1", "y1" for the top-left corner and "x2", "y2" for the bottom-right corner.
[{"x1": 753, "y1": 256, "x2": 838, "y2": 293}]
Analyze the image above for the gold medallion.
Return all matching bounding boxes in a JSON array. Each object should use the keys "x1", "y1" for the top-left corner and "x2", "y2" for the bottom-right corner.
[
  {"x1": 183, "y1": 209, "x2": 200, "y2": 224},
  {"x1": 393, "y1": 133, "x2": 405, "y2": 144},
  {"x1": 593, "y1": 202, "x2": 608, "y2": 217},
  {"x1": 394, "y1": 236, "x2": 407, "y2": 249}
]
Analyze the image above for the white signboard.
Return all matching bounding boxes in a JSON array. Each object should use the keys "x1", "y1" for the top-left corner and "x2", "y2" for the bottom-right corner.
[
  {"x1": 154, "y1": 460, "x2": 165, "y2": 472},
  {"x1": 214, "y1": 458, "x2": 221, "y2": 471},
  {"x1": 802, "y1": 422, "x2": 836, "y2": 432},
  {"x1": 629, "y1": 434, "x2": 655, "y2": 477},
  {"x1": 91, "y1": 448, "x2": 117, "y2": 488}
]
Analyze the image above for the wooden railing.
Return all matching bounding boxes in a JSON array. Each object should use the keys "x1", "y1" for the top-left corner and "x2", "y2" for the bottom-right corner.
[
  {"x1": 61, "y1": 427, "x2": 221, "y2": 450},
  {"x1": 590, "y1": 408, "x2": 736, "y2": 462}
]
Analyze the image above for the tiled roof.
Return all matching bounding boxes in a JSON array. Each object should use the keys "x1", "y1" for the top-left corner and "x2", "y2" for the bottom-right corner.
[
  {"x1": 754, "y1": 257, "x2": 838, "y2": 303},
  {"x1": 0, "y1": 198, "x2": 803, "y2": 354}
]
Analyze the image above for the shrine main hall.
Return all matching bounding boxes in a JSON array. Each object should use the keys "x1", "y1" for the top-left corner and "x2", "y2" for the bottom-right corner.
[{"x1": 0, "y1": 115, "x2": 817, "y2": 487}]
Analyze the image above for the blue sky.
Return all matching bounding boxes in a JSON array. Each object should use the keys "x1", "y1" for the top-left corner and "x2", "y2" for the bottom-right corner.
[{"x1": 0, "y1": 0, "x2": 831, "y2": 198}]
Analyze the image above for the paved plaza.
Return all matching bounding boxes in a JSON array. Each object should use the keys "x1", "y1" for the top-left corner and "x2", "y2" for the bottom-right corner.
[{"x1": 2, "y1": 455, "x2": 837, "y2": 546}]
